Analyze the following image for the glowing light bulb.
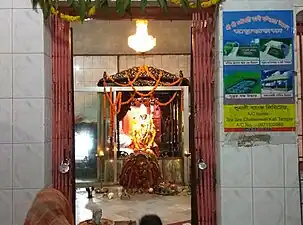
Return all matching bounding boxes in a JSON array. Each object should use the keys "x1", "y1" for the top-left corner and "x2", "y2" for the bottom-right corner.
[{"x1": 128, "y1": 20, "x2": 156, "y2": 53}]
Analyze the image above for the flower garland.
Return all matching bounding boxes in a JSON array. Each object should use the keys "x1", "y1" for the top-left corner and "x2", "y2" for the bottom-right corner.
[
  {"x1": 170, "y1": 0, "x2": 221, "y2": 8},
  {"x1": 104, "y1": 88, "x2": 123, "y2": 137},
  {"x1": 50, "y1": 0, "x2": 222, "y2": 22},
  {"x1": 50, "y1": 6, "x2": 96, "y2": 22},
  {"x1": 102, "y1": 65, "x2": 183, "y2": 138},
  {"x1": 155, "y1": 92, "x2": 178, "y2": 106},
  {"x1": 104, "y1": 66, "x2": 182, "y2": 108},
  {"x1": 49, "y1": 0, "x2": 220, "y2": 22},
  {"x1": 106, "y1": 67, "x2": 144, "y2": 87},
  {"x1": 128, "y1": 71, "x2": 162, "y2": 98}
]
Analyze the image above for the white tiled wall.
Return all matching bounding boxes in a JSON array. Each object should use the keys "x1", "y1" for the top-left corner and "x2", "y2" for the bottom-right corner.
[
  {"x1": 74, "y1": 56, "x2": 117, "y2": 88},
  {"x1": 0, "y1": 1, "x2": 52, "y2": 225},
  {"x1": 219, "y1": 144, "x2": 300, "y2": 225},
  {"x1": 216, "y1": 3, "x2": 301, "y2": 225},
  {"x1": 74, "y1": 55, "x2": 190, "y2": 120}
]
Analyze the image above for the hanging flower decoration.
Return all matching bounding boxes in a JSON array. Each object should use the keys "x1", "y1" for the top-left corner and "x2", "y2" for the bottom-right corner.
[
  {"x1": 32, "y1": 0, "x2": 222, "y2": 23},
  {"x1": 102, "y1": 65, "x2": 184, "y2": 139},
  {"x1": 170, "y1": 0, "x2": 222, "y2": 8},
  {"x1": 50, "y1": 6, "x2": 96, "y2": 22}
]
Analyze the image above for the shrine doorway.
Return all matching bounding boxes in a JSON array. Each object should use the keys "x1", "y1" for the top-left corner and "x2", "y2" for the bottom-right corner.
[{"x1": 51, "y1": 6, "x2": 217, "y2": 225}]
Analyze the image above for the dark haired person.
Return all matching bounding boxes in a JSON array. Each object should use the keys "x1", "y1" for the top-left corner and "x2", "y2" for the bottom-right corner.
[{"x1": 139, "y1": 214, "x2": 163, "y2": 225}]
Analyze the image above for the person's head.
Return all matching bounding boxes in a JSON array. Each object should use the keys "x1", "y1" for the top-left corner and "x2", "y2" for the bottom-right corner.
[
  {"x1": 139, "y1": 214, "x2": 163, "y2": 225},
  {"x1": 24, "y1": 187, "x2": 74, "y2": 225}
]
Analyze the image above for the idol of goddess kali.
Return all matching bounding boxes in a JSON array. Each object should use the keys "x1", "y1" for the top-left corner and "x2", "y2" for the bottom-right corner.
[{"x1": 130, "y1": 113, "x2": 158, "y2": 155}]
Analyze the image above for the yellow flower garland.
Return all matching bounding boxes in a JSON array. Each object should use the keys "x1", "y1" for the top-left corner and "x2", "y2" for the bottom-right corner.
[
  {"x1": 170, "y1": 0, "x2": 221, "y2": 8},
  {"x1": 50, "y1": 0, "x2": 221, "y2": 22},
  {"x1": 50, "y1": 6, "x2": 96, "y2": 22}
]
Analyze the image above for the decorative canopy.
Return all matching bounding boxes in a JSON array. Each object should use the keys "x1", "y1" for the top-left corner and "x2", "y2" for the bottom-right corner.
[{"x1": 97, "y1": 66, "x2": 189, "y2": 87}]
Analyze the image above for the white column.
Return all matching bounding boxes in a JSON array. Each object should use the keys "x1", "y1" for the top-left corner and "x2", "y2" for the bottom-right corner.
[
  {"x1": 215, "y1": 1, "x2": 300, "y2": 225},
  {"x1": 0, "y1": 0, "x2": 52, "y2": 225}
]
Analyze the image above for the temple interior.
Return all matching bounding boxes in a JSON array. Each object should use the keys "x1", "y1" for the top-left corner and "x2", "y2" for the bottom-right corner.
[{"x1": 73, "y1": 20, "x2": 192, "y2": 225}]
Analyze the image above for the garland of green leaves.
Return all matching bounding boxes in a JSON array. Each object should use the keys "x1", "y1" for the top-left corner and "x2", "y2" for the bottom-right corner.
[{"x1": 32, "y1": 0, "x2": 222, "y2": 22}]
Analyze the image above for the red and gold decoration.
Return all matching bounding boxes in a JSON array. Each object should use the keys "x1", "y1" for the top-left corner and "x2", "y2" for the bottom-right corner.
[
  {"x1": 101, "y1": 65, "x2": 186, "y2": 142},
  {"x1": 99, "y1": 65, "x2": 188, "y2": 192},
  {"x1": 119, "y1": 152, "x2": 162, "y2": 191}
]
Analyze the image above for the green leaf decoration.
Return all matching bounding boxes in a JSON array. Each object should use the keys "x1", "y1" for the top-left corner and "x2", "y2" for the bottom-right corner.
[
  {"x1": 157, "y1": 0, "x2": 168, "y2": 12},
  {"x1": 67, "y1": 0, "x2": 74, "y2": 6},
  {"x1": 115, "y1": 0, "x2": 121, "y2": 13},
  {"x1": 116, "y1": 0, "x2": 132, "y2": 14},
  {"x1": 51, "y1": 0, "x2": 59, "y2": 9},
  {"x1": 32, "y1": 0, "x2": 221, "y2": 23},
  {"x1": 124, "y1": 0, "x2": 131, "y2": 12},
  {"x1": 78, "y1": 0, "x2": 87, "y2": 22},
  {"x1": 95, "y1": 0, "x2": 102, "y2": 8},
  {"x1": 73, "y1": 0, "x2": 79, "y2": 8},
  {"x1": 180, "y1": 0, "x2": 189, "y2": 8},
  {"x1": 196, "y1": 0, "x2": 201, "y2": 8},
  {"x1": 31, "y1": 0, "x2": 39, "y2": 9},
  {"x1": 85, "y1": 0, "x2": 93, "y2": 8},
  {"x1": 116, "y1": 0, "x2": 124, "y2": 14},
  {"x1": 140, "y1": 0, "x2": 148, "y2": 12},
  {"x1": 100, "y1": 0, "x2": 108, "y2": 8},
  {"x1": 43, "y1": 1, "x2": 51, "y2": 20}
]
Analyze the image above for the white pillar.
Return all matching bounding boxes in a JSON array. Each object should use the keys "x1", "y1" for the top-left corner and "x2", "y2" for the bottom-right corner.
[{"x1": 0, "y1": 0, "x2": 52, "y2": 224}]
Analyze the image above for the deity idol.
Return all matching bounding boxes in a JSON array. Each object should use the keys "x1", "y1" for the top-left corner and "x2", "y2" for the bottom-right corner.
[
  {"x1": 117, "y1": 103, "x2": 159, "y2": 156},
  {"x1": 129, "y1": 112, "x2": 159, "y2": 155}
]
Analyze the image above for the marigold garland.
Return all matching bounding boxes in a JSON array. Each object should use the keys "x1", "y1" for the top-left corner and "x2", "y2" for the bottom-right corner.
[
  {"x1": 121, "y1": 93, "x2": 136, "y2": 105},
  {"x1": 170, "y1": 0, "x2": 221, "y2": 8},
  {"x1": 104, "y1": 88, "x2": 123, "y2": 137},
  {"x1": 103, "y1": 87, "x2": 107, "y2": 121},
  {"x1": 180, "y1": 90, "x2": 184, "y2": 111},
  {"x1": 166, "y1": 77, "x2": 183, "y2": 86},
  {"x1": 49, "y1": 0, "x2": 221, "y2": 22},
  {"x1": 106, "y1": 67, "x2": 144, "y2": 87},
  {"x1": 128, "y1": 72, "x2": 162, "y2": 98},
  {"x1": 103, "y1": 65, "x2": 184, "y2": 138},
  {"x1": 50, "y1": 6, "x2": 96, "y2": 22},
  {"x1": 155, "y1": 92, "x2": 178, "y2": 106}
]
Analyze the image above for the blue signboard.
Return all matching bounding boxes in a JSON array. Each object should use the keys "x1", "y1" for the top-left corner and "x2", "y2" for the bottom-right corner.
[
  {"x1": 223, "y1": 10, "x2": 294, "y2": 105},
  {"x1": 223, "y1": 10, "x2": 296, "y2": 132}
]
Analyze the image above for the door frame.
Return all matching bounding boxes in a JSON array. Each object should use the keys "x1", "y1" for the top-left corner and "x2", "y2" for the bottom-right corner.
[
  {"x1": 189, "y1": 27, "x2": 199, "y2": 225},
  {"x1": 70, "y1": 26, "x2": 76, "y2": 216},
  {"x1": 51, "y1": 16, "x2": 76, "y2": 211},
  {"x1": 191, "y1": 10, "x2": 217, "y2": 225},
  {"x1": 51, "y1": 6, "x2": 218, "y2": 224}
]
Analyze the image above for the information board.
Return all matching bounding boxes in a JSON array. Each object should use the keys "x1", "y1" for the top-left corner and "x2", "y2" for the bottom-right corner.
[{"x1": 223, "y1": 10, "x2": 295, "y2": 132}]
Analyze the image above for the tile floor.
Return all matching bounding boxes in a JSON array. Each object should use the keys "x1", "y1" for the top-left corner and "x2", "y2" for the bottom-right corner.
[{"x1": 76, "y1": 188, "x2": 191, "y2": 225}]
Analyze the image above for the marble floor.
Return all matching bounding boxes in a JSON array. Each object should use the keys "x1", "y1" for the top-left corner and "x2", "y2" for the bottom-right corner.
[{"x1": 76, "y1": 188, "x2": 191, "y2": 225}]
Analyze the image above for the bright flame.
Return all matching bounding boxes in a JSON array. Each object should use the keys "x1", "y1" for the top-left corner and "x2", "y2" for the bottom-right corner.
[
  {"x1": 97, "y1": 146, "x2": 104, "y2": 157},
  {"x1": 128, "y1": 20, "x2": 156, "y2": 53}
]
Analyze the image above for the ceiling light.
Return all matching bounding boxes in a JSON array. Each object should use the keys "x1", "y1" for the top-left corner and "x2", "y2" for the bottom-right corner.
[{"x1": 128, "y1": 20, "x2": 156, "y2": 53}]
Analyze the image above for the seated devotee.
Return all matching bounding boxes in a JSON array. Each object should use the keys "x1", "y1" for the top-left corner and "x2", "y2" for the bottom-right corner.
[
  {"x1": 139, "y1": 214, "x2": 163, "y2": 225},
  {"x1": 24, "y1": 187, "x2": 74, "y2": 225}
]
